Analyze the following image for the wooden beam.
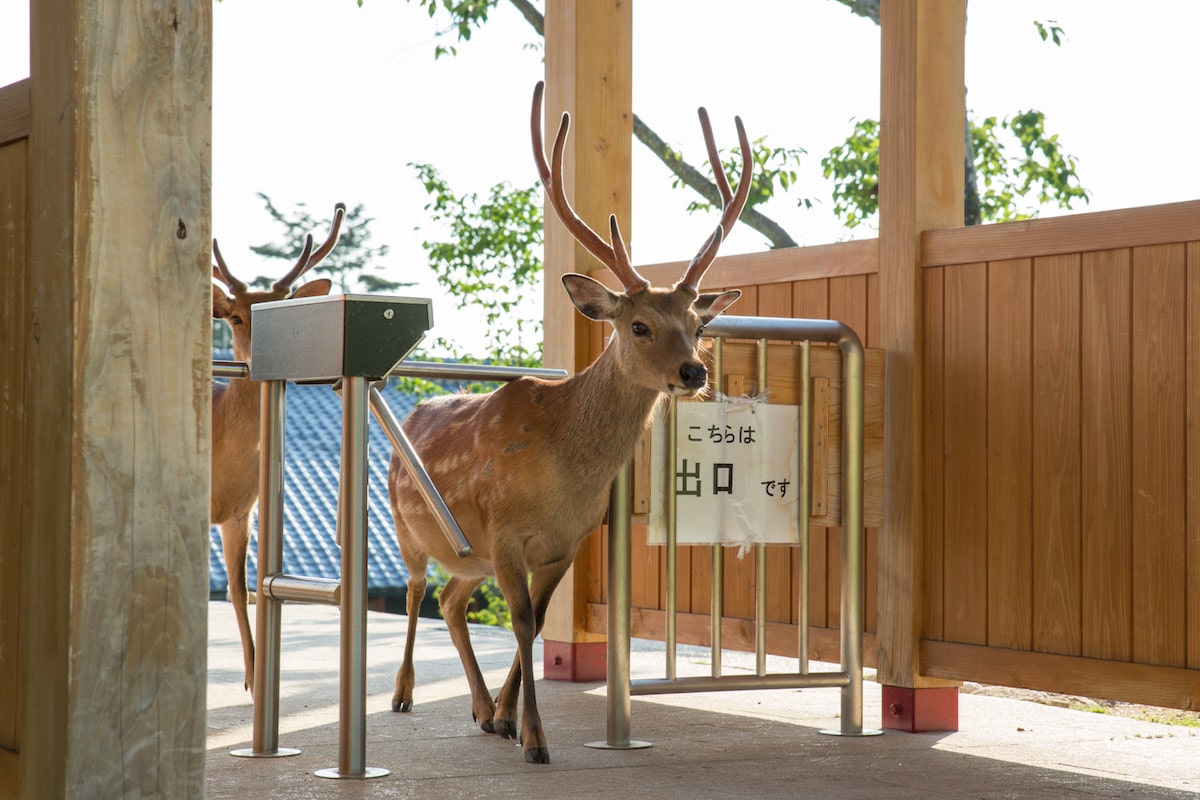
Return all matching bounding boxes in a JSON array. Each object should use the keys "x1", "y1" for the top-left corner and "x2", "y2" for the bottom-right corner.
[
  {"x1": 922, "y1": 199, "x2": 1200, "y2": 267},
  {"x1": 540, "y1": 0, "x2": 632, "y2": 649},
  {"x1": 20, "y1": 1, "x2": 212, "y2": 796},
  {"x1": 876, "y1": 0, "x2": 966, "y2": 690}
]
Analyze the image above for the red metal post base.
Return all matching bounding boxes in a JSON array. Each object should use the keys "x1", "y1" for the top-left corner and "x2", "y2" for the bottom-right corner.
[
  {"x1": 543, "y1": 640, "x2": 607, "y2": 682},
  {"x1": 882, "y1": 685, "x2": 959, "y2": 732}
]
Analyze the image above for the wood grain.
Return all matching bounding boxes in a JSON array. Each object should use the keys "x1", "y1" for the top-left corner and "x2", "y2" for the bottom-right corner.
[
  {"x1": 1031, "y1": 254, "x2": 1082, "y2": 656},
  {"x1": 985, "y1": 259, "x2": 1033, "y2": 651},
  {"x1": 1080, "y1": 249, "x2": 1133, "y2": 662}
]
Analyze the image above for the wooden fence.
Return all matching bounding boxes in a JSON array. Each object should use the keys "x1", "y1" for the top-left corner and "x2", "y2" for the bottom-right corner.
[{"x1": 582, "y1": 200, "x2": 1200, "y2": 711}]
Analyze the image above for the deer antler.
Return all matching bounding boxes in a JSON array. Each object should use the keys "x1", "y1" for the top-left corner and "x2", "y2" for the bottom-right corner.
[
  {"x1": 531, "y1": 81, "x2": 650, "y2": 295},
  {"x1": 271, "y1": 202, "x2": 347, "y2": 293},
  {"x1": 676, "y1": 108, "x2": 753, "y2": 294},
  {"x1": 212, "y1": 239, "x2": 247, "y2": 293}
]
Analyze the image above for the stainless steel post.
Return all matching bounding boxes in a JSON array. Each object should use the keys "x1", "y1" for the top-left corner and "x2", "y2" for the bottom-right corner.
[
  {"x1": 316, "y1": 376, "x2": 389, "y2": 779},
  {"x1": 585, "y1": 462, "x2": 650, "y2": 751},
  {"x1": 755, "y1": 338, "x2": 769, "y2": 676},
  {"x1": 711, "y1": 338, "x2": 724, "y2": 677},
  {"x1": 838, "y1": 335, "x2": 866, "y2": 735},
  {"x1": 232, "y1": 379, "x2": 299, "y2": 759},
  {"x1": 665, "y1": 399, "x2": 678, "y2": 680},
  {"x1": 798, "y1": 341, "x2": 812, "y2": 674}
]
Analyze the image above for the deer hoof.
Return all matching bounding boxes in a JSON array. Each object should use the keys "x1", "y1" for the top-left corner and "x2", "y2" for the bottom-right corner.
[
  {"x1": 524, "y1": 747, "x2": 550, "y2": 764},
  {"x1": 494, "y1": 719, "x2": 518, "y2": 739},
  {"x1": 392, "y1": 699, "x2": 413, "y2": 713},
  {"x1": 479, "y1": 718, "x2": 496, "y2": 734}
]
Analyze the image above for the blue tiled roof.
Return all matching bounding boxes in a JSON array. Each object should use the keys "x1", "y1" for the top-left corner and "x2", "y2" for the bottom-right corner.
[{"x1": 209, "y1": 374, "x2": 428, "y2": 599}]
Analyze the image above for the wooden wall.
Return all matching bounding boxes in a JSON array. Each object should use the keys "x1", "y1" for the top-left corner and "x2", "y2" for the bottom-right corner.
[
  {"x1": 919, "y1": 200, "x2": 1200, "y2": 710},
  {"x1": 579, "y1": 199, "x2": 1200, "y2": 712}
]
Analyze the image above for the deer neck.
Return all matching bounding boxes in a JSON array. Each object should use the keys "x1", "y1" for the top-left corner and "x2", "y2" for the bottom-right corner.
[{"x1": 552, "y1": 344, "x2": 663, "y2": 478}]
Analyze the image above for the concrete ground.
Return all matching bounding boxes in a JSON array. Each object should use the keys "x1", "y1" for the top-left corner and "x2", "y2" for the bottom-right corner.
[{"x1": 206, "y1": 602, "x2": 1200, "y2": 799}]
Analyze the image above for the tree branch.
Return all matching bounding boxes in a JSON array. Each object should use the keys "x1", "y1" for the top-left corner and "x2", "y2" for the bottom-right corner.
[
  {"x1": 632, "y1": 115, "x2": 798, "y2": 249},
  {"x1": 506, "y1": 0, "x2": 797, "y2": 248}
]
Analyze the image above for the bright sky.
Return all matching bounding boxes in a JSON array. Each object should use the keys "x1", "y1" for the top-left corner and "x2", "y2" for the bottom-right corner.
[{"x1": 2, "y1": 1, "x2": 1197, "y2": 355}]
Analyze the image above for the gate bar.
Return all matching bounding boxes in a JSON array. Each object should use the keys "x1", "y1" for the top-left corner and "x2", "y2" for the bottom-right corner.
[{"x1": 599, "y1": 315, "x2": 879, "y2": 747}]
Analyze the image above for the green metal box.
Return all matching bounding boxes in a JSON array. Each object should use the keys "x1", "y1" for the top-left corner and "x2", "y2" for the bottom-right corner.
[{"x1": 250, "y1": 294, "x2": 433, "y2": 382}]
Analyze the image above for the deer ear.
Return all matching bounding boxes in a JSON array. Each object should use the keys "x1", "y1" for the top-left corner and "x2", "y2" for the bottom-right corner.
[
  {"x1": 694, "y1": 289, "x2": 741, "y2": 324},
  {"x1": 290, "y1": 278, "x2": 333, "y2": 299},
  {"x1": 562, "y1": 273, "x2": 622, "y2": 322},
  {"x1": 212, "y1": 285, "x2": 233, "y2": 319}
]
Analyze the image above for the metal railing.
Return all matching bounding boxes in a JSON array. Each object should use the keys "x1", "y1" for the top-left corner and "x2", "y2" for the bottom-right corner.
[
  {"x1": 215, "y1": 357, "x2": 565, "y2": 778},
  {"x1": 591, "y1": 315, "x2": 882, "y2": 750}
]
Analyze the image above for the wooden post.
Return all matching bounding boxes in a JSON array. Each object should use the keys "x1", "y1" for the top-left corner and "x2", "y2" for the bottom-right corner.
[
  {"x1": 876, "y1": 0, "x2": 966, "y2": 731},
  {"x1": 540, "y1": 0, "x2": 633, "y2": 680},
  {"x1": 19, "y1": 1, "x2": 212, "y2": 796}
]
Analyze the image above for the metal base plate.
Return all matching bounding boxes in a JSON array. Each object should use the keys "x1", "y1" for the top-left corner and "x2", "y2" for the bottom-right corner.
[
  {"x1": 819, "y1": 728, "x2": 885, "y2": 737},
  {"x1": 230, "y1": 747, "x2": 301, "y2": 758},
  {"x1": 585, "y1": 739, "x2": 653, "y2": 750},
  {"x1": 315, "y1": 767, "x2": 390, "y2": 779}
]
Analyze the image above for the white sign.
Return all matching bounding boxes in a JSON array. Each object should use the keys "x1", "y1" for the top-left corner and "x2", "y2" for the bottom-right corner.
[{"x1": 648, "y1": 399, "x2": 801, "y2": 550}]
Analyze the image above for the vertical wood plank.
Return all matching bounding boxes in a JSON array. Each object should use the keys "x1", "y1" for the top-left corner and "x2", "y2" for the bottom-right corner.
[
  {"x1": 1189, "y1": 242, "x2": 1200, "y2": 670},
  {"x1": 942, "y1": 263, "x2": 988, "y2": 645},
  {"x1": 757, "y1": 283, "x2": 794, "y2": 624},
  {"x1": 1188, "y1": 242, "x2": 1200, "y2": 670},
  {"x1": 1031, "y1": 254, "x2": 1082, "y2": 656},
  {"x1": 792, "y1": 279, "x2": 830, "y2": 629},
  {"x1": 1081, "y1": 249, "x2": 1133, "y2": 662},
  {"x1": 827, "y1": 275, "x2": 869, "y2": 629},
  {"x1": 0, "y1": 140, "x2": 27, "y2": 760},
  {"x1": 985, "y1": 259, "x2": 1033, "y2": 651},
  {"x1": 721, "y1": 288, "x2": 758, "y2": 621},
  {"x1": 865, "y1": 271, "x2": 880, "y2": 633},
  {"x1": 921, "y1": 268, "x2": 945, "y2": 640},
  {"x1": 1131, "y1": 244, "x2": 1187, "y2": 668}
]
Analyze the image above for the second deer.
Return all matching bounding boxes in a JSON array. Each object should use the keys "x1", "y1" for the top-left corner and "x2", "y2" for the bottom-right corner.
[
  {"x1": 210, "y1": 205, "x2": 344, "y2": 693},
  {"x1": 387, "y1": 82, "x2": 751, "y2": 763}
]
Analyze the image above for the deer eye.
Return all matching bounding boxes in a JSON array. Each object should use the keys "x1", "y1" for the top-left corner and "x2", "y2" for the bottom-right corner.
[
  {"x1": 230, "y1": 314, "x2": 245, "y2": 326},
  {"x1": 632, "y1": 321, "x2": 650, "y2": 337},
  {"x1": 696, "y1": 324, "x2": 707, "y2": 339}
]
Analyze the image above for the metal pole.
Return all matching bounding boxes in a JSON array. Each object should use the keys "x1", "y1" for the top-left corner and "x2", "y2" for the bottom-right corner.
[
  {"x1": 232, "y1": 379, "x2": 299, "y2": 759},
  {"x1": 586, "y1": 463, "x2": 650, "y2": 751},
  {"x1": 755, "y1": 338, "x2": 769, "y2": 676},
  {"x1": 711, "y1": 338, "x2": 724, "y2": 677},
  {"x1": 839, "y1": 335, "x2": 866, "y2": 735},
  {"x1": 316, "y1": 376, "x2": 389, "y2": 779},
  {"x1": 665, "y1": 400, "x2": 678, "y2": 680},
  {"x1": 798, "y1": 341, "x2": 812, "y2": 674}
]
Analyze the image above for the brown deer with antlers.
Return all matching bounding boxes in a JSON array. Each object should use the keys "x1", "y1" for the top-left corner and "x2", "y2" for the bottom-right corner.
[
  {"x1": 386, "y1": 82, "x2": 751, "y2": 763},
  {"x1": 210, "y1": 204, "x2": 344, "y2": 693}
]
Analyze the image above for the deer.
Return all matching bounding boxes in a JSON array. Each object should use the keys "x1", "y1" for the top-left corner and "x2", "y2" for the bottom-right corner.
[
  {"x1": 210, "y1": 204, "x2": 344, "y2": 694},
  {"x1": 386, "y1": 81, "x2": 751, "y2": 763}
]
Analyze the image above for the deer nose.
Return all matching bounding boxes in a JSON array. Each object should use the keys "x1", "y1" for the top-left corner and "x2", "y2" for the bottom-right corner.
[{"x1": 679, "y1": 362, "x2": 708, "y2": 390}]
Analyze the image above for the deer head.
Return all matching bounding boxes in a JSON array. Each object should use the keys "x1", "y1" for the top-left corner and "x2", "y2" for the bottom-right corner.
[
  {"x1": 211, "y1": 203, "x2": 345, "y2": 361},
  {"x1": 531, "y1": 81, "x2": 749, "y2": 397}
]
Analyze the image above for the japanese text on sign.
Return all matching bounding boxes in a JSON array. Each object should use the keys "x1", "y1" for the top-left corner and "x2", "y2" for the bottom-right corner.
[{"x1": 649, "y1": 399, "x2": 801, "y2": 548}]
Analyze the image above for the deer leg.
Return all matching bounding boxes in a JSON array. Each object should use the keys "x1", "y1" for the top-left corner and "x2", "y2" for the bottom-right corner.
[
  {"x1": 437, "y1": 575, "x2": 497, "y2": 732},
  {"x1": 219, "y1": 516, "x2": 255, "y2": 695},
  {"x1": 392, "y1": 543, "x2": 428, "y2": 713},
  {"x1": 493, "y1": 554, "x2": 571, "y2": 764}
]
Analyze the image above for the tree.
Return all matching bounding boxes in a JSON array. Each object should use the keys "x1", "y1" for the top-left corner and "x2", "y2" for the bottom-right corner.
[
  {"x1": 246, "y1": 192, "x2": 412, "y2": 294},
  {"x1": 398, "y1": 0, "x2": 1088, "y2": 237},
  {"x1": 409, "y1": 162, "x2": 544, "y2": 369}
]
